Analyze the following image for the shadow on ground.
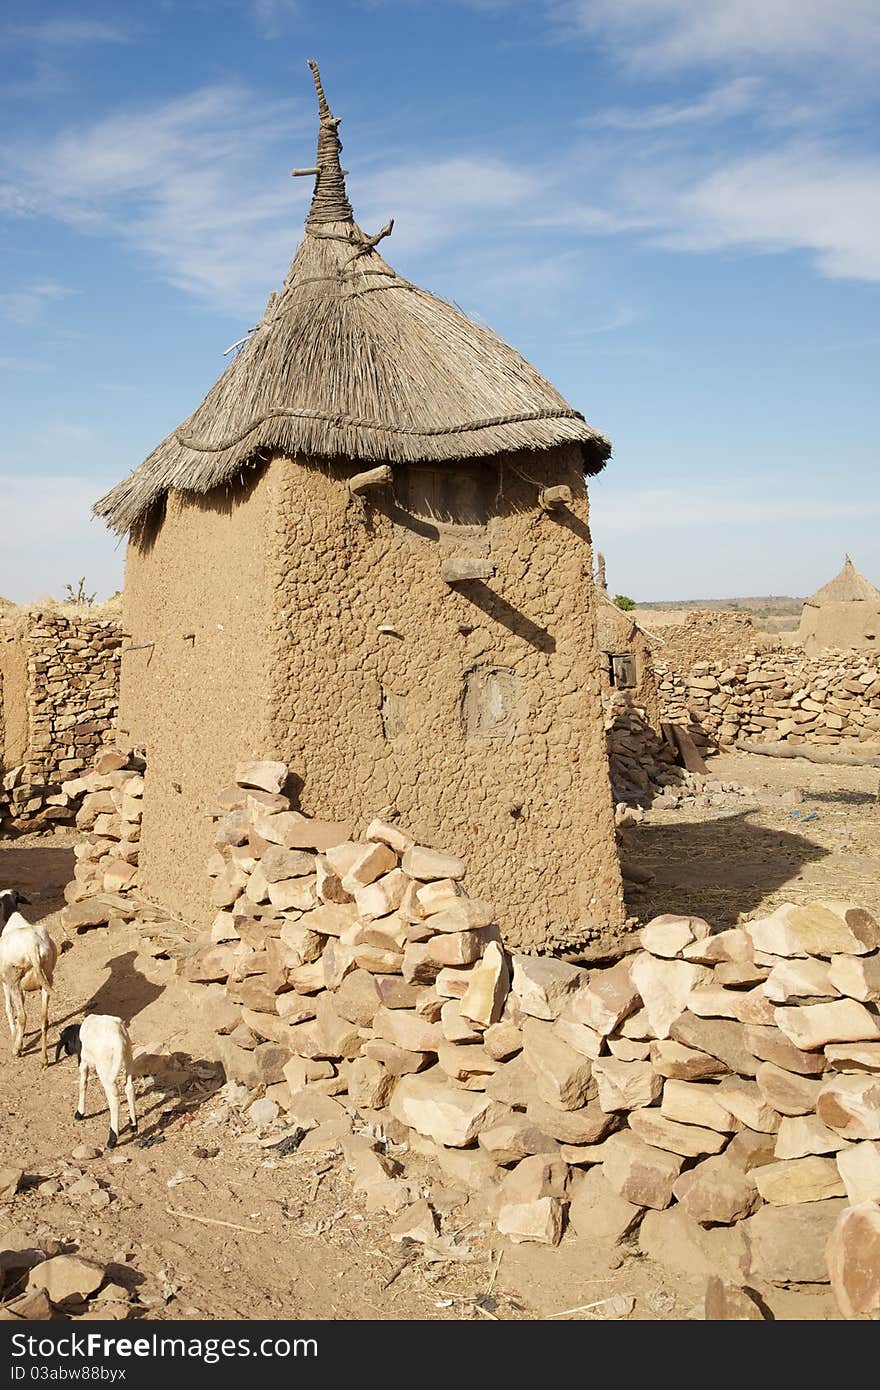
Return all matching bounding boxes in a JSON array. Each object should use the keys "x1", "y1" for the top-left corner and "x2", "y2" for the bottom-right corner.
[
  {"x1": 86, "y1": 950, "x2": 165, "y2": 1022},
  {"x1": 621, "y1": 811, "x2": 830, "y2": 927},
  {"x1": 0, "y1": 838, "x2": 75, "y2": 921}
]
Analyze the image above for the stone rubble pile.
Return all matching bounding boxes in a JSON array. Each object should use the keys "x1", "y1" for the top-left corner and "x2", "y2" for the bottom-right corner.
[
  {"x1": 181, "y1": 759, "x2": 880, "y2": 1318},
  {"x1": 59, "y1": 747, "x2": 144, "y2": 934},
  {"x1": 605, "y1": 696, "x2": 750, "y2": 814},
  {"x1": 0, "y1": 1207, "x2": 137, "y2": 1321},
  {"x1": 658, "y1": 649, "x2": 880, "y2": 752},
  {"x1": 0, "y1": 613, "x2": 121, "y2": 834}
]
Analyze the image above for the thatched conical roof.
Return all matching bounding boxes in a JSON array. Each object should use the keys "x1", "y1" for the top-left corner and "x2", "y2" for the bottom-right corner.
[
  {"x1": 804, "y1": 557, "x2": 880, "y2": 608},
  {"x1": 95, "y1": 62, "x2": 611, "y2": 536}
]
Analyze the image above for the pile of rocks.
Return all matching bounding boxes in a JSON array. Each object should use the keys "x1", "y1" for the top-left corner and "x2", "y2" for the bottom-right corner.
[
  {"x1": 0, "y1": 612, "x2": 121, "y2": 834},
  {"x1": 59, "y1": 747, "x2": 144, "y2": 934},
  {"x1": 658, "y1": 650, "x2": 880, "y2": 751},
  {"x1": 180, "y1": 760, "x2": 880, "y2": 1317},
  {"x1": 606, "y1": 696, "x2": 683, "y2": 804},
  {"x1": 605, "y1": 696, "x2": 750, "y2": 814},
  {"x1": 0, "y1": 1214, "x2": 136, "y2": 1321}
]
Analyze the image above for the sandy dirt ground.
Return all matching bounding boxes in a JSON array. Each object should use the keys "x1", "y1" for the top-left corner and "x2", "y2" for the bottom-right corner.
[
  {"x1": 622, "y1": 749, "x2": 880, "y2": 928},
  {"x1": 1, "y1": 746, "x2": 863, "y2": 1322}
]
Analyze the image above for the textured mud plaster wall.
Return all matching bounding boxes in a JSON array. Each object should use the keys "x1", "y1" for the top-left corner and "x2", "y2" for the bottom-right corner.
[
  {"x1": 0, "y1": 617, "x2": 29, "y2": 768},
  {"x1": 595, "y1": 600, "x2": 660, "y2": 728},
  {"x1": 267, "y1": 446, "x2": 624, "y2": 953},
  {"x1": 118, "y1": 472, "x2": 276, "y2": 923},
  {"x1": 799, "y1": 601, "x2": 880, "y2": 656}
]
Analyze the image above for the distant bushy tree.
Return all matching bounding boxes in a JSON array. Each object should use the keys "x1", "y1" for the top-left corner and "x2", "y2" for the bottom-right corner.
[{"x1": 614, "y1": 594, "x2": 636, "y2": 611}]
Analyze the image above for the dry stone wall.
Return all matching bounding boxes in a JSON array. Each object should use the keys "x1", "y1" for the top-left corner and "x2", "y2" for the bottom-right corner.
[
  {"x1": 176, "y1": 759, "x2": 880, "y2": 1317},
  {"x1": 653, "y1": 610, "x2": 768, "y2": 671},
  {"x1": 0, "y1": 612, "x2": 122, "y2": 833},
  {"x1": 604, "y1": 695, "x2": 751, "y2": 815},
  {"x1": 59, "y1": 745, "x2": 144, "y2": 934},
  {"x1": 658, "y1": 649, "x2": 880, "y2": 751}
]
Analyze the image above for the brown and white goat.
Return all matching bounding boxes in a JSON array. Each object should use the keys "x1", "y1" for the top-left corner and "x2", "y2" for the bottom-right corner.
[{"x1": 0, "y1": 890, "x2": 56, "y2": 1066}]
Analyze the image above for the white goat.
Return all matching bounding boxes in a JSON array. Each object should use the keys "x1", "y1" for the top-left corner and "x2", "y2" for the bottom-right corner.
[
  {"x1": 0, "y1": 890, "x2": 56, "y2": 1067},
  {"x1": 56, "y1": 1015, "x2": 137, "y2": 1149}
]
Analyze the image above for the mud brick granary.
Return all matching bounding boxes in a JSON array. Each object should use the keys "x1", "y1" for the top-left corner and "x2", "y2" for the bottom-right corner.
[
  {"x1": 797, "y1": 556, "x2": 880, "y2": 656},
  {"x1": 95, "y1": 64, "x2": 624, "y2": 952}
]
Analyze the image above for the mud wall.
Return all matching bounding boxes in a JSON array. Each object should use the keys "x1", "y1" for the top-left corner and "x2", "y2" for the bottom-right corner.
[
  {"x1": 799, "y1": 600, "x2": 880, "y2": 656},
  {"x1": 595, "y1": 598, "x2": 660, "y2": 728},
  {"x1": 118, "y1": 473, "x2": 276, "y2": 924},
  {"x1": 0, "y1": 614, "x2": 29, "y2": 769},
  {"x1": 266, "y1": 446, "x2": 623, "y2": 953}
]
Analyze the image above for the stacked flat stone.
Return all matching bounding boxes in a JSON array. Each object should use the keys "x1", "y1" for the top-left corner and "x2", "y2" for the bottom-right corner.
[
  {"x1": 59, "y1": 747, "x2": 144, "y2": 932},
  {"x1": 655, "y1": 610, "x2": 766, "y2": 671},
  {"x1": 605, "y1": 696, "x2": 681, "y2": 805},
  {"x1": 605, "y1": 697, "x2": 749, "y2": 812},
  {"x1": 657, "y1": 650, "x2": 880, "y2": 751},
  {"x1": 182, "y1": 761, "x2": 880, "y2": 1314},
  {"x1": 0, "y1": 612, "x2": 121, "y2": 834}
]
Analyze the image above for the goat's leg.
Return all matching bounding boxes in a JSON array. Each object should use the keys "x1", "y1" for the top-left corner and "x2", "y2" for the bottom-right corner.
[
  {"x1": 12, "y1": 989, "x2": 26, "y2": 1058},
  {"x1": 124, "y1": 1072, "x2": 137, "y2": 1134},
  {"x1": 99, "y1": 1064, "x2": 121, "y2": 1148},
  {"x1": 39, "y1": 987, "x2": 50, "y2": 1067},
  {"x1": 2, "y1": 982, "x2": 16, "y2": 1047},
  {"x1": 75, "y1": 1060, "x2": 89, "y2": 1120}
]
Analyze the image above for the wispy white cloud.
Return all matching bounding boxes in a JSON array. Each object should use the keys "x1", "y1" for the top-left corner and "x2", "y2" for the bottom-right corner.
[
  {"x1": 0, "y1": 280, "x2": 77, "y2": 326},
  {"x1": 591, "y1": 77, "x2": 760, "y2": 131},
  {"x1": 3, "y1": 58, "x2": 878, "y2": 338},
  {"x1": 6, "y1": 17, "x2": 131, "y2": 48},
  {"x1": 2, "y1": 86, "x2": 307, "y2": 314},
  {"x1": 0, "y1": 355, "x2": 49, "y2": 372},
  {"x1": 666, "y1": 145, "x2": 880, "y2": 280},
  {"x1": 249, "y1": 0, "x2": 300, "y2": 38},
  {"x1": 556, "y1": 0, "x2": 880, "y2": 73},
  {"x1": 2, "y1": 93, "x2": 544, "y2": 313},
  {"x1": 354, "y1": 156, "x2": 540, "y2": 257}
]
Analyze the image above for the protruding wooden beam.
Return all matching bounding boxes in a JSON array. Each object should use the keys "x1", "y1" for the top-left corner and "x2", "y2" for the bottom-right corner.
[
  {"x1": 539, "y1": 485, "x2": 572, "y2": 510},
  {"x1": 442, "y1": 558, "x2": 496, "y2": 585},
  {"x1": 347, "y1": 465, "x2": 393, "y2": 496}
]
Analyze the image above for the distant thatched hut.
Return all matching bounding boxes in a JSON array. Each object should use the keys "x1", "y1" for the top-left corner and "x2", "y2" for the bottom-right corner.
[
  {"x1": 96, "y1": 64, "x2": 623, "y2": 952},
  {"x1": 798, "y1": 557, "x2": 880, "y2": 655},
  {"x1": 594, "y1": 592, "x2": 661, "y2": 727}
]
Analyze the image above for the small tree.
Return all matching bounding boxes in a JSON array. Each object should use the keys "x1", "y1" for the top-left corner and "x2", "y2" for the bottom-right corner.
[
  {"x1": 64, "y1": 577, "x2": 96, "y2": 606},
  {"x1": 614, "y1": 594, "x2": 635, "y2": 611}
]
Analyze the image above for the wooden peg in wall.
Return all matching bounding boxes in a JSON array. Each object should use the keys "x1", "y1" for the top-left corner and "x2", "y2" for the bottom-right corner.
[
  {"x1": 347, "y1": 465, "x2": 393, "y2": 497},
  {"x1": 442, "y1": 557, "x2": 496, "y2": 585}
]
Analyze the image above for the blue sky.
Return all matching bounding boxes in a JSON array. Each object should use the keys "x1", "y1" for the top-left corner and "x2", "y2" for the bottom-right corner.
[{"x1": 1, "y1": 0, "x2": 878, "y2": 603}]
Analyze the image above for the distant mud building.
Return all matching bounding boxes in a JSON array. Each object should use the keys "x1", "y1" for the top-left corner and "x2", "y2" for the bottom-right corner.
[
  {"x1": 594, "y1": 591, "x2": 661, "y2": 728},
  {"x1": 95, "y1": 65, "x2": 624, "y2": 952},
  {"x1": 797, "y1": 557, "x2": 880, "y2": 656}
]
